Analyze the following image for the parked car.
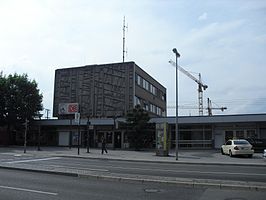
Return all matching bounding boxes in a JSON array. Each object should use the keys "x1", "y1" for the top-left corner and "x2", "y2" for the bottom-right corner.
[
  {"x1": 246, "y1": 138, "x2": 266, "y2": 153},
  {"x1": 221, "y1": 139, "x2": 254, "y2": 157},
  {"x1": 263, "y1": 149, "x2": 266, "y2": 159}
]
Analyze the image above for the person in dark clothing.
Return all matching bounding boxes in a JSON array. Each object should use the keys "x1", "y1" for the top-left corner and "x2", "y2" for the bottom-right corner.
[{"x1": 101, "y1": 136, "x2": 108, "y2": 154}]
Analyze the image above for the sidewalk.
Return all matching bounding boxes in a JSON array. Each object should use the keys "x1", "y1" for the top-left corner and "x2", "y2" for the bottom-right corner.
[{"x1": 1, "y1": 146, "x2": 265, "y2": 166}]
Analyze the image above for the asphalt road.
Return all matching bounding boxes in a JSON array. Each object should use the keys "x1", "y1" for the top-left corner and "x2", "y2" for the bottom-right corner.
[
  {"x1": 1, "y1": 168, "x2": 266, "y2": 200},
  {"x1": 3, "y1": 156, "x2": 266, "y2": 184}
]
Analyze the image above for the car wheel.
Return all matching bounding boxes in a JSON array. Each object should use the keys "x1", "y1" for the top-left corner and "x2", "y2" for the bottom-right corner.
[
  {"x1": 221, "y1": 148, "x2": 225, "y2": 155},
  {"x1": 229, "y1": 150, "x2": 233, "y2": 157}
]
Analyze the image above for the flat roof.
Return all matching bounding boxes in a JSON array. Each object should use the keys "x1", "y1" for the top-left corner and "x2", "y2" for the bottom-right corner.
[{"x1": 35, "y1": 114, "x2": 266, "y2": 126}]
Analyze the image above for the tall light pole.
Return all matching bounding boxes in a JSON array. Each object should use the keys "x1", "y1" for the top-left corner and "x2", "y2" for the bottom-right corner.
[
  {"x1": 87, "y1": 116, "x2": 90, "y2": 153},
  {"x1": 172, "y1": 48, "x2": 180, "y2": 160}
]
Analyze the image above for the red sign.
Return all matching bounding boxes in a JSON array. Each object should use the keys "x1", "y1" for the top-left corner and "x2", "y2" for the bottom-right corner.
[{"x1": 68, "y1": 104, "x2": 78, "y2": 113}]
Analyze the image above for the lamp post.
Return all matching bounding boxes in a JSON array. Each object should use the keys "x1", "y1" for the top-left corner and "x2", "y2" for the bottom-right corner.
[
  {"x1": 23, "y1": 118, "x2": 28, "y2": 154},
  {"x1": 37, "y1": 112, "x2": 43, "y2": 151},
  {"x1": 172, "y1": 48, "x2": 180, "y2": 160},
  {"x1": 87, "y1": 116, "x2": 90, "y2": 153}
]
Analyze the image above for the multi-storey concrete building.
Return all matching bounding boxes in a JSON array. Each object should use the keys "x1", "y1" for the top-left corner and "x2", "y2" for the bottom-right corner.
[{"x1": 53, "y1": 62, "x2": 166, "y2": 119}]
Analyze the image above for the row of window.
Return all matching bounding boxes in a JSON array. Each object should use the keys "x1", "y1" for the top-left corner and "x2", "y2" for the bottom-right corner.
[
  {"x1": 134, "y1": 96, "x2": 166, "y2": 116},
  {"x1": 136, "y1": 74, "x2": 165, "y2": 101},
  {"x1": 225, "y1": 130, "x2": 257, "y2": 141}
]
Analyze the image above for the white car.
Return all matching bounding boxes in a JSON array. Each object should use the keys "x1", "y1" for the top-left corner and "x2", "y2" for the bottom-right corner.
[
  {"x1": 221, "y1": 139, "x2": 254, "y2": 158},
  {"x1": 263, "y1": 149, "x2": 266, "y2": 159}
]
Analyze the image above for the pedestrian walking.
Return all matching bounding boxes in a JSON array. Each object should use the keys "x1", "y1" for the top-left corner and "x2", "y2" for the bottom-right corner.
[{"x1": 101, "y1": 136, "x2": 108, "y2": 154}]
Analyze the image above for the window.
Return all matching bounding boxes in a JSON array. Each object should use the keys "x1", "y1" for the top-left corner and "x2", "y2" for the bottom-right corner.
[
  {"x1": 134, "y1": 96, "x2": 141, "y2": 106},
  {"x1": 136, "y1": 75, "x2": 141, "y2": 85},
  {"x1": 156, "y1": 107, "x2": 162, "y2": 116},
  {"x1": 162, "y1": 94, "x2": 166, "y2": 101},
  {"x1": 137, "y1": 75, "x2": 158, "y2": 95},
  {"x1": 106, "y1": 132, "x2": 112, "y2": 143},
  {"x1": 247, "y1": 130, "x2": 256, "y2": 138},
  {"x1": 150, "y1": 84, "x2": 156, "y2": 95},
  {"x1": 226, "y1": 141, "x2": 232, "y2": 145},
  {"x1": 236, "y1": 130, "x2": 245, "y2": 139},
  {"x1": 141, "y1": 78, "x2": 150, "y2": 91},
  {"x1": 225, "y1": 131, "x2": 233, "y2": 141},
  {"x1": 143, "y1": 103, "x2": 149, "y2": 111},
  {"x1": 143, "y1": 79, "x2": 149, "y2": 91},
  {"x1": 142, "y1": 79, "x2": 146, "y2": 89},
  {"x1": 150, "y1": 104, "x2": 156, "y2": 113},
  {"x1": 234, "y1": 140, "x2": 249, "y2": 145}
]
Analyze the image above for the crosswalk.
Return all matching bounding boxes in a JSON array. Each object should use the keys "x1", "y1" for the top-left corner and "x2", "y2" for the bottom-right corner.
[
  {"x1": 0, "y1": 152, "x2": 61, "y2": 164},
  {"x1": 5, "y1": 157, "x2": 61, "y2": 164}
]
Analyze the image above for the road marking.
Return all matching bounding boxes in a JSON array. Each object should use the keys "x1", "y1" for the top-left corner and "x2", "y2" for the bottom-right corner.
[
  {"x1": 0, "y1": 185, "x2": 58, "y2": 196},
  {"x1": 5, "y1": 158, "x2": 109, "y2": 172},
  {"x1": 6, "y1": 157, "x2": 61, "y2": 164},
  {"x1": 39, "y1": 164, "x2": 109, "y2": 172}
]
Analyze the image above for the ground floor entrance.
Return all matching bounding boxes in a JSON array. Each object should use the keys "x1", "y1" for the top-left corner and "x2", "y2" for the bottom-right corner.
[{"x1": 4, "y1": 116, "x2": 265, "y2": 150}]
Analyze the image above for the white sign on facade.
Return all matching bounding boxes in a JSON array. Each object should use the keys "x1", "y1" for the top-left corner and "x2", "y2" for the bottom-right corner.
[{"x1": 58, "y1": 103, "x2": 79, "y2": 115}]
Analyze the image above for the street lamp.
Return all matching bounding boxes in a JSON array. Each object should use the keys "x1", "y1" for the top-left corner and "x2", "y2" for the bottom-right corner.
[
  {"x1": 87, "y1": 116, "x2": 90, "y2": 153},
  {"x1": 172, "y1": 48, "x2": 180, "y2": 160},
  {"x1": 37, "y1": 112, "x2": 43, "y2": 151}
]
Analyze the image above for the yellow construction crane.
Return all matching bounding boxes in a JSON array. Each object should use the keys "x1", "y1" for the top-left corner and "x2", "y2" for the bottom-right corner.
[{"x1": 169, "y1": 60, "x2": 208, "y2": 116}]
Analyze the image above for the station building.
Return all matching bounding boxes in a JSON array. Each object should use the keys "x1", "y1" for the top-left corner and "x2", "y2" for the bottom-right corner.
[
  {"x1": 53, "y1": 61, "x2": 167, "y2": 119},
  {"x1": 3, "y1": 61, "x2": 266, "y2": 149},
  {"x1": 50, "y1": 61, "x2": 166, "y2": 148},
  {"x1": 33, "y1": 114, "x2": 266, "y2": 149}
]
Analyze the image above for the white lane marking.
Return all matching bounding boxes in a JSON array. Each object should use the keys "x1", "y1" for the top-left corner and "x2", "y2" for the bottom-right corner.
[
  {"x1": 39, "y1": 164, "x2": 109, "y2": 172},
  {"x1": 0, "y1": 185, "x2": 58, "y2": 196},
  {"x1": 0, "y1": 153, "x2": 23, "y2": 157},
  {"x1": 6, "y1": 157, "x2": 61, "y2": 164},
  {"x1": 5, "y1": 158, "x2": 109, "y2": 172}
]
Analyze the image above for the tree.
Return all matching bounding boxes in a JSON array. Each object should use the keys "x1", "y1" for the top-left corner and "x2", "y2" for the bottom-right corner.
[
  {"x1": 0, "y1": 73, "x2": 43, "y2": 143},
  {"x1": 125, "y1": 105, "x2": 152, "y2": 150},
  {"x1": 0, "y1": 72, "x2": 7, "y2": 125}
]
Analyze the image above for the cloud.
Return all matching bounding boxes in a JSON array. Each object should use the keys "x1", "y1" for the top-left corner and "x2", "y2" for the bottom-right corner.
[
  {"x1": 198, "y1": 12, "x2": 208, "y2": 21},
  {"x1": 1, "y1": 0, "x2": 266, "y2": 117}
]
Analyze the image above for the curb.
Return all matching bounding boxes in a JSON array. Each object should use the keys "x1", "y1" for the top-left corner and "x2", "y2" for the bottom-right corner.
[
  {"x1": 56, "y1": 154, "x2": 266, "y2": 167},
  {"x1": 0, "y1": 165, "x2": 78, "y2": 177},
  {"x1": 1, "y1": 164, "x2": 266, "y2": 192},
  {"x1": 79, "y1": 173, "x2": 266, "y2": 191}
]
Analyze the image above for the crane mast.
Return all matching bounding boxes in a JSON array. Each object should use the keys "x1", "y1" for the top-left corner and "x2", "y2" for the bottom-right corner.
[
  {"x1": 207, "y1": 98, "x2": 227, "y2": 116},
  {"x1": 169, "y1": 60, "x2": 208, "y2": 116}
]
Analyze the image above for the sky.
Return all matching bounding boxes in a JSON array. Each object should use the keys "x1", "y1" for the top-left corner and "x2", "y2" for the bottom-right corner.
[{"x1": 0, "y1": 0, "x2": 266, "y2": 117}]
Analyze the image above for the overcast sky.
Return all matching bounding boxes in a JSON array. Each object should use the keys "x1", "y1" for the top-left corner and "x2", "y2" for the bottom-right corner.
[{"x1": 1, "y1": 0, "x2": 266, "y2": 117}]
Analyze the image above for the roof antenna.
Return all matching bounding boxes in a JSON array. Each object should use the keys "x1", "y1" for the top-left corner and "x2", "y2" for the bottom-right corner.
[{"x1": 122, "y1": 16, "x2": 128, "y2": 62}]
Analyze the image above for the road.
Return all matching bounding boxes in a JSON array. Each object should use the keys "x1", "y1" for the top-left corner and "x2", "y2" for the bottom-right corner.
[
  {"x1": 1, "y1": 168, "x2": 266, "y2": 200},
  {"x1": 3, "y1": 156, "x2": 266, "y2": 184}
]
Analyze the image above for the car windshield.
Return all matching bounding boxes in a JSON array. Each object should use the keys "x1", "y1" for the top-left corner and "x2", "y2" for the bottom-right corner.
[{"x1": 234, "y1": 140, "x2": 249, "y2": 145}]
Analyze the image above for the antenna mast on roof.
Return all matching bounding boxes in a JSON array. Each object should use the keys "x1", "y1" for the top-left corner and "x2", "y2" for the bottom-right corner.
[{"x1": 122, "y1": 16, "x2": 128, "y2": 62}]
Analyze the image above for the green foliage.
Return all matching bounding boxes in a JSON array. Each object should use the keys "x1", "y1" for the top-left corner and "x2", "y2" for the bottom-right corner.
[
  {"x1": 0, "y1": 72, "x2": 7, "y2": 125},
  {"x1": 0, "y1": 72, "x2": 43, "y2": 126},
  {"x1": 125, "y1": 105, "x2": 152, "y2": 150}
]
